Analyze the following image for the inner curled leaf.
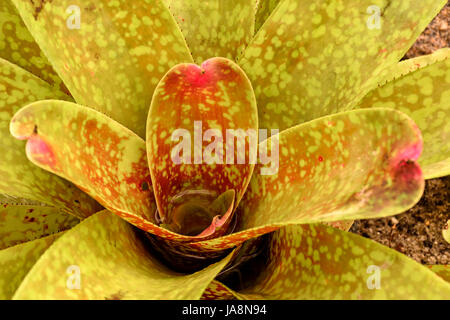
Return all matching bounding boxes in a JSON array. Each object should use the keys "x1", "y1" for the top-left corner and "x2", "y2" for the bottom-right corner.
[{"x1": 161, "y1": 189, "x2": 235, "y2": 237}]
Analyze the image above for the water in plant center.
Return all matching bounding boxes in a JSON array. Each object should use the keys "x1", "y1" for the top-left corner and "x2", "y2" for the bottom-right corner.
[{"x1": 162, "y1": 189, "x2": 234, "y2": 236}]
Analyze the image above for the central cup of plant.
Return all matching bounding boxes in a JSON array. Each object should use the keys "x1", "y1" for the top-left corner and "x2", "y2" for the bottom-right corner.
[
  {"x1": 162, "y1": 189, "x2": 235, "y2": 236},
  {"x1": 146, "y1": 58, "x2": 259, "y2": 241}
]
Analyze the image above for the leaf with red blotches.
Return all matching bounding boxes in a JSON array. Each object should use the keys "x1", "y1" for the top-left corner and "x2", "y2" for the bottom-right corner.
[
  {"x1": 201, "y1": 280, "x2": 237, "y2": 300},
  {"x1": 11, "y1": 0, "x2": 193, "y2": 138},
  {"x1": 232, "y1": 224, "x2": 450, "y2": 299},
  {"x1": 0, "y1": 58, "x2": 101, "y2": 219},
  {"x1": 10, "y1": 100, "x2": 164, "y2": 235},
  {"x1": 12, "y1": 211, "x2": 234, "y2": 300},
  {"x1": 147, "y1": 57, "x2": 257, "y2": 238},
  {"x1": 356, "y1": 48, "x2": 450, "y2": 179},
  {"x1": 9, "y1": 100, "x2": 239, "y2": 243},
  {"x1": 185, "y1": 108, "x2": 425, "y2": 252},
  {"x1": 0, "y1": 232, "x2": 61, "y2": 299}
]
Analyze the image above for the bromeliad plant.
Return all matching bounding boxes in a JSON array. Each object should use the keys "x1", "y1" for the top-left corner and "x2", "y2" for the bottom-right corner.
[{"x1": 0, "y1": 0, "x2": 449, "y2": 299}]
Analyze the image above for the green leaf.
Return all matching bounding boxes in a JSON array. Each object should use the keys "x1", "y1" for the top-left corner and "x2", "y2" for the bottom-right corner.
[
  {"x1": 13, "y1": 211, "x2": 234, "y2": 300},
  {"x1": 0, "y1": 58, "x2": 101, "y2": 218},
  {"x1": 147, "y1": 57, "x2": 258, "y2": 238},
  {"x1": 0, "y1": 1, "x2": 66, "y2": 92},
  {"x1": 0, "y1": 233, "x2": 60, "y2": 299},
  {"x1": 188, "y1": 108, "x2": 424, "y2": 252},
  {"x1": 234, "y1": 224, "x2": 450, "y2": 299},
  {"x1": 163, "y1": 0, "x2": 255, "y2": 63},
  {"x1": 356, "y1": 49, "x2": 450, "y2": 179},
  {"x1": 427, "y1": 265, "x2": 450, "y2": 283},
  {"x1": 239, "y1": 0, "x2": 446, "y2": 132},
  {"x1": 0, "y1": 200, "x2": 78, "y2": 250},
  {"x1": 11, "y1": 0, "x2": 193, "y2": 138}
]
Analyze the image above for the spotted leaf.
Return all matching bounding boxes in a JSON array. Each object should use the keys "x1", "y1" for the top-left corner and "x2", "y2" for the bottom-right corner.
[
  {"x1": 201, "y1": 280, "x2": 238, "y2": 300},
  {"x1": 9, "y1": 100, "x2": 162, "y2": 234},
  {"x1": 444, "y1": 220, "x2": 450, "y2": 244},
  {"x1": 326, "y1": 220, "x2": 354, "y2": 231},
  {"x1": 233, "y1": 224, "x2": 450, "y2": 299},
  {"x1": 0, "y1": 59, "x2": 100, "y2": 218},
  {"x1": 375, "y1": 47, "x2": 450, "y2": 86},
  {"x1": 427, "y1": 265, "x2": 450, "y2": 283},
  {"x1": 10, "y1": 99, "x2": 227, "y2": 242},
  {"x1": 0, "y1": 1, "x2": 66, "y2": 92},
  {"x1": 239, "y1": 0, "x2": 446, "y2": 132},
  {"x1": 11, "y1": 0, "x2": 193, "y2": 138},
  {"x1": 254, "y1": 0, "x2": 280, "y2": 32},
  {"x1": 147, "y1": 57, "x2": 258, "y2": 237},
  {"x1": 186, "y1": 108, "x2": 424, "y2": 252},
  {"x1": 163, "y1": 0, "x2": 255, "y2": 63},
  {"x1": 356, "y1": 48, "x2": 450, "y2": 179},
  {"x1": 0, "y1": 233, "x2": 60, "y2": 299},
  {"x1": 0, "y1": 201, "x2": 78, "y2": 250},
  {"x1": 13, "y1": 211, "x2": 234, "y2": 300}
]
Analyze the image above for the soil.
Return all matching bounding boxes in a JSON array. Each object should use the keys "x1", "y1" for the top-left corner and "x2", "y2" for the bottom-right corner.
[
  {"x1": 350, "y1": 177, "x2": 450, "y2": 264},
  {"x1": 403, "y1": 3, "x2": 449, "y2": 59},
  {"x1": 350, "y1": 3, "x2": 450, "y2": 265}
]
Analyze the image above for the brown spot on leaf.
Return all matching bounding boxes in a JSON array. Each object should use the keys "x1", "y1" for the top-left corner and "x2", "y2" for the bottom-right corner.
[
  {"x1": 105, "y1": 290, "x2": 125, "y2": 300},
  {"x1": 84, "y1": 4, "x2": 96, "y2": 12},
  {"x1": 30, "y1": 0, "x2": 53, "y2": 21}
]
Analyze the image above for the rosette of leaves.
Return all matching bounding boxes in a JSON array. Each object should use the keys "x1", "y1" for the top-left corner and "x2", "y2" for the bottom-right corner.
[{"x1": 0, "y1": 0, "x2": 449, "y2": 300}]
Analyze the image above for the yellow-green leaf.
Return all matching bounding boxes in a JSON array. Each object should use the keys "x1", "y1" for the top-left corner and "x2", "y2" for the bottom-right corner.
[
  {"x1": 0, "y1": 233, "x2": 60, "y2": 299},
  {"x1": 427, "y1": 265, "x2": 450, "y2": 283},
  {"x1": 444, "y1": 220, "x2": 450, "y2": 244},
  {"x1": 375, "y1": 47, "x2": 450, "y2": 86},
  {"x1": 9, "y1": 100, "x2": 172, "y2": 237},
  {"x1": 163, "y1": 0, "x2": 255, "y2": 63},
  {"x1": 187, "y1": 108, "x2": 424, "y2": 252},
  {"x1": 13, "y1": 211, "x2": 234, "y2": 300},
  {"x1": 356, "y1": 49, "x2": 450, "y2": 179},
  {"x1": 240, "y1": 108, "x2": 424, "y2": 228},
  {"x1": 10, "y1": 99, "x2": 232, "y2": 242},
  {"x1": 147, "y1": 57, "x2": 258, "y2": 238},
  {"x1": 234, "y1": 224, "x2": 450, "y2": 299},
  {"x1": 326, "y1": 220, "x2": 354, "y2": 231},
  {"x1": 0, "y1": 58, "x2": 100, "y2": 218},
  {"x1": 254, "y1": 0, "x2": 280, "y2": 32},
  {"x1": 239, "y1": 0, "x2": 446, "y2": 132},
  {"x1": 0, "y1": 0, "x2": 66, "y2": 91},
  {"x1": 11, "y1": 0, "x2": 193, "y2": 138}
]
